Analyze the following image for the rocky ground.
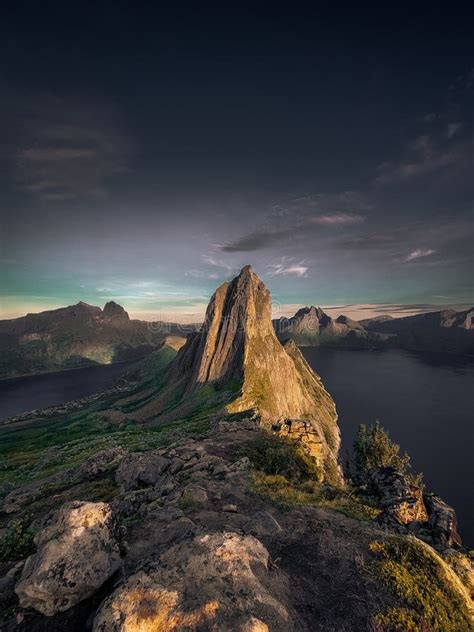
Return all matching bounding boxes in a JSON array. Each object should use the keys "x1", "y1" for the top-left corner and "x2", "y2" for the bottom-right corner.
[{"x1": 1, "y1": 416, "x2": 473, "y2": 631}]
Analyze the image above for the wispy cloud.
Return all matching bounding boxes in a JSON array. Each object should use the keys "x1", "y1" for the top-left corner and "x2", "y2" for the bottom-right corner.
[
  {"x1": 12, "y1": 95, "x2": 133, "y2": 201},
  {"x1": 374, "y1": 123, "x2": 469, "y2": 187},
  {"x1": 446, "y1": 122, "x2": 462, "y2": 139},
  {"x1": 404, "y1": 248, "x2": 436, "y2": 262},
  {"x1": 218, "y1": 192, "x2": 368, "y2": 253},
  {"x1": 267, "y1": 258, "x2": 308, "y2": 277},
  {"x1": 308, "y1": 213, "x2": 365, "y2": 226},
  {"x1": 218, "y1": 228, "x2": 289, "y2": 253},
  {"x1": 201, "y1": 253, "x2": 238, "y2": 272}
]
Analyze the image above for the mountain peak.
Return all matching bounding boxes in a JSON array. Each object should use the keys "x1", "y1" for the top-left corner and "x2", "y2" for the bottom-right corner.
[
  {"x1": 169, "y1": 266, "x2": 342, "y2": 483},
  {"x1": 103, "y1": 301, "x2": 130, "y2": 321}
]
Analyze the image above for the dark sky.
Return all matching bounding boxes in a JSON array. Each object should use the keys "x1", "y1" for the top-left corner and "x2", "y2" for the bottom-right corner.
[{"x1": 1, "y1": 6, "x2": 473, "y2": 321}]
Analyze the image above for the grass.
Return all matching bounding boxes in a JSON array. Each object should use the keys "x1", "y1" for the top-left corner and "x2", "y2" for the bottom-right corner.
[
  {"x1": 369, "y1": 536, "x2": 472, "y2": 631},
  {"x1": 252, "y1": 472, "x2": 380, "y2": 520},
  {"x1": 241, "y1": 432, "x2": 322, "y2": 482},
  {"x1": 0, "y1": 345, "x2": 210, "y2": 489},
  {"x1": 243, "y1": 433, "x2": 380, "y2": 521}
]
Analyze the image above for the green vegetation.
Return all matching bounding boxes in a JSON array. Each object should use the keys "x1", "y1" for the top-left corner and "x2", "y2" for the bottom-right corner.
[
  {"x1": 0, "y1": 345, "x2": 216, "y2": 490},
  {"x1": 178, "y1": 491, "x2": 196, "y2": 510},
  {"x1": 0, "y1": 519, "x2": 36, "y2": 562},
  {"x1": 369, "y1": 536, "x2": 472, "y2": 632},
  {"x1": 252, "y1": 472, "x2": 380, "y2": 520},
  {"x1": 241, "y1": 432, "x2": 321, "y2": 482},
  {"x1": 243, "y1": 433, "x2": 380, "y2": 520},
  {"x1": 353, "y1": 422, "x2": 419, "y2": 486}
]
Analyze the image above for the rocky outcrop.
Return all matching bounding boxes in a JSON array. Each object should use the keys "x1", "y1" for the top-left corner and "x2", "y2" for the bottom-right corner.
[
  {"x1": 168, "y1": 266, "x2": 342, "y2": 484},
  {"x1": 424, "y1": 493, "x2": 463, "y2": 549},
  {"x1": 368, "y1": 466, "x2": 428, "y2": 525},
  {"x1": 115, "y1": 452, "x2": 171, "y2": 491},
  {"x1": 93, "y1": 532, "x2": 291, "y2": 632},
  {"x1": 15, "y1": 501, "x2": 121, "y2": 616}
]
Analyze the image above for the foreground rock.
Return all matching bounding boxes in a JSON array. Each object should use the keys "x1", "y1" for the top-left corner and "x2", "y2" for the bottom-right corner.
[
  {"x1": 15, "y1": 501, "x2": 121, "y2": 616},
  {"x1": 424, "y1": 493, "x2": 463, "y2": 548},
  {"x1": 368, "y1": 466, "x2": 428, "y2": 525},
  {"x1": 93, "y1": 531, "x2": 291, "y2": 632}
]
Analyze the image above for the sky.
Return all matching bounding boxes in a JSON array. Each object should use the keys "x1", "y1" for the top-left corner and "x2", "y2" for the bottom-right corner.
[{"x1": 1, "y1": 7, "x2": 473, "y2": 322}]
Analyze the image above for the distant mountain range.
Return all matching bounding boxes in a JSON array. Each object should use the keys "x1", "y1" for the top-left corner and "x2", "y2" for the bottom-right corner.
[
  {"x1": 0, "y1": 301, "x2": 195, "y2": 379},
  {"x1": 1, "y1": 299, "x2": 472, "y2": 379},
  {"x1": 272, "y1": 306, "x2": 390, "y2": 348},
  {"x1": 273, "y1": 305, "x2": 474, "y2": 354}
]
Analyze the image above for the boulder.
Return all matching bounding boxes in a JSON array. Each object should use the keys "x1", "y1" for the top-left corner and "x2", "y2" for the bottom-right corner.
[
  {"x1": 368, "y1": 466, "x2": 428, "y2": 525},
  {"x1": 15, "y1": 501, "x2": 121, "y2": 616},
  {"x1": 115, "y1": 452, "x2": 170, "y2": 491},
  {"x1": 424, "y1": 493, "x2": 462, "y2": 548},
  {"x1": 93, "y1": 532, "x2": 291, "y2": 631}
]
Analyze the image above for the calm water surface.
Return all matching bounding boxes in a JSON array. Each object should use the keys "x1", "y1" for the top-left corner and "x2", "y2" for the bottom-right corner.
[
  {"x1": 0, "y1": 361, "x2": 138, "y2": 421},
  {"x1": 303, "y1": 347, "x2": 474, "y2": 546},
  {"x1": 0, "y1": 349, "x2": 472, "y2": 544}
]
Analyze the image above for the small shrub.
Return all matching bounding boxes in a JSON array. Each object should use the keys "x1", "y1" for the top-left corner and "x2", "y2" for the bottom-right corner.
[
  {"x1": 178, "y1": 492, "x2": 196, "y2": 510},
  {"x1": 242, "y1": 433, "x2": 320, "y2": 483},
  {"x1": 353, "y1": 422, "x2": 413, "y2": 486},
  {"x1": 0, "y1": 519, "x2": 36, "y2": 562}
]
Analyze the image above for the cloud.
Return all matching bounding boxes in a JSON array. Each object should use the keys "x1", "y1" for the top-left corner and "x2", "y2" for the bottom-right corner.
[
  {"x1": 218, "y1": 192, "x2": 368, "y2": 253},
  {"x1": 219, "y1": 229, "x2": 287, "y2": 252},
  {"x1": 336, "y1": 232, "x2": 397, "y2": 251},
  {"x1": 446, "y1": 122, "x2": 462, "y2": 139},
  {"x1": 201, "y1": 253, "x2": 237, "y2": 272},
  {"x1": 374, "y1": 124, "x2": 469, "y2": 187},
  {"x1": 12, "y1": 96, "x2": 133, "y2": 201},
  {"x1": 267, "y1": 258, "x2": 308, "y2": 277},
  {"x1": 404, "y1": 248, "x2": 436, "y2": 262},
  {"x1": 308, "y1": 213, "x2": 365, "y2": 226}
]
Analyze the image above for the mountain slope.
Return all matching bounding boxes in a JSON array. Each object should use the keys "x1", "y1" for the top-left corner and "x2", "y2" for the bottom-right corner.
[
  {"x1": 273, "y1": 305, "x2": 389, "y2": 348},
  {"x1": 0, "y1": 301, "x2": 189, "y2": 379},
  {"x1": 363, "y1": 307, "x2": 474, "y2": 354},
  {"x1": 124, "y1": 267, "x2": 342, "y2": 484}
]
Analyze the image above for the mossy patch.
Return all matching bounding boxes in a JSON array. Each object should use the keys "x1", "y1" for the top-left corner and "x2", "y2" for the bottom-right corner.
[
  {"x1": 369, "y1": 536, "x2": 472, "y2": 631},
  {"x1": 0, "y1": 519, "x2": 36, "y2": 562}
]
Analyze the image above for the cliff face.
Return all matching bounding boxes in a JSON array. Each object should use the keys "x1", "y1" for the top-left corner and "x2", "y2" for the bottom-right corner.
[{"x1": 170, "y1": 266, "x2": 342, "y2": 483}]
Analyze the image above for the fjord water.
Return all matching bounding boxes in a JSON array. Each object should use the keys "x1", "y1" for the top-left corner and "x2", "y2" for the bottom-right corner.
[
  {"x1": 303, "y1": 347, "x2": 474, "y2": 546},
  {"x1": 0, "y1": 361, "x2": 138, "y2": 421},
  {"x1": 0, "y1": 349, "x2": 472, "y2": 544}
]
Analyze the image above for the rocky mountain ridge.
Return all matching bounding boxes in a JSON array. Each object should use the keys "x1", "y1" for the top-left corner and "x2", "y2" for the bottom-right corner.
[
  {"x1": 363, "y1": 306, "x2": 474, "y2": 355},
  {"x1": 273, "y1": 305, "x2": 389, "y2": 348},
  {"x1": 0, "y1": 301, "x2": 192, "y2": 379},
  {"x1": 275, "y1": 304, "x2": 474, "y2": 354}
]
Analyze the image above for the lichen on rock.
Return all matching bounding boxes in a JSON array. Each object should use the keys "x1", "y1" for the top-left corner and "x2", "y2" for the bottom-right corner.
[
  {"x1": 15, "y1": 501, "x2": 121, "y2": 616},
  {"x1": 93, "y1": 531, "x2": 292, "y2": 631}
]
